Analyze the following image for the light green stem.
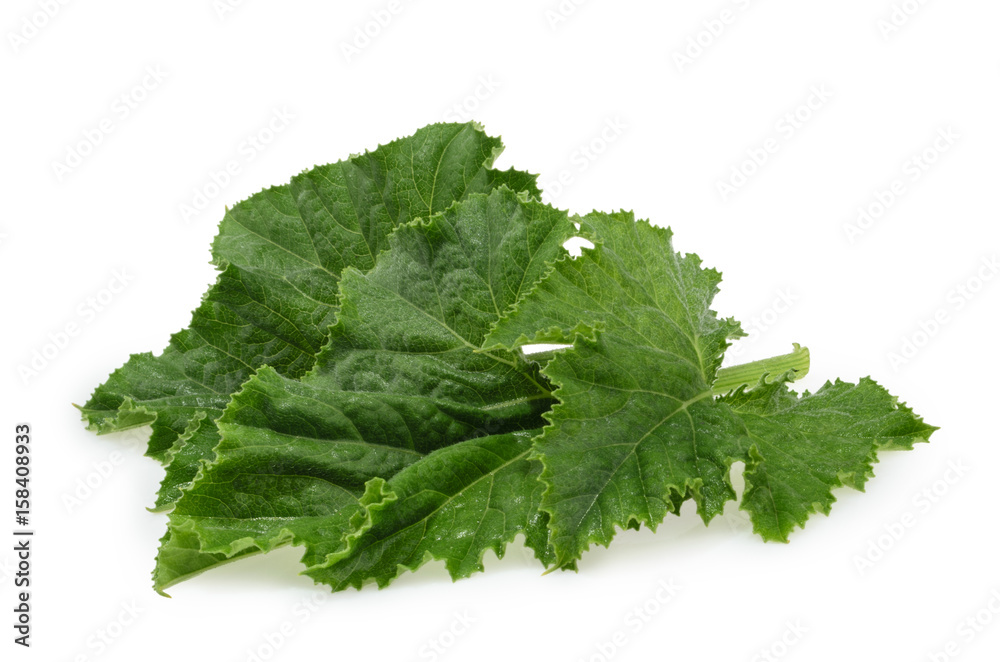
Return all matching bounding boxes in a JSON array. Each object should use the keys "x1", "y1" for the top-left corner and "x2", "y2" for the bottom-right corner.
[
  {"x1": 712, "y1": 343, "x2": 810, "y2": 396},
  {"x1": 522, "y1": 343, "x2": 810, "y2": 397}
]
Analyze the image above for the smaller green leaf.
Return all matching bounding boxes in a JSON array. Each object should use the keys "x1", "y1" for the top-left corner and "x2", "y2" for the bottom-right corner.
[{"x1": 723, "y1": 375, "x2": 938, "y2": 541}]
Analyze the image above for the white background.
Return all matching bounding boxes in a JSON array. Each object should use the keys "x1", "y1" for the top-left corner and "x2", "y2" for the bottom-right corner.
[{"x1": 2, "y1": 1, "x2": 998, "y2": 660}]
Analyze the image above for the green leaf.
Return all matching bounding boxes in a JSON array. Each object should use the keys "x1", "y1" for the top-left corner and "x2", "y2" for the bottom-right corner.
[
  {"x1": 488, "y1": 211, "x2": 934, "y2": 567},
  {"x1": 154, "y1": 188, "x2": 576, "y2": 591},
  {"x1": 80, "y1": 123, "x2": 937, "y2": 596},
  {"x1": 77, "y1": 122, "x2": 541, "y2": 510},
  {"x1": 721, "y1": 375, "x2": 938, "y2": 541},
  {"x1": 487, "y1": 211, "x2": 741, "y2": 564},
  {"x1": 151, "y1": 514, "x2": 265, "y2": 595},
  {"x1": 305, "y1": 431, "x2": 557, "y2": 591},
  {"x1": 153, "y1": 366, "x2": 414, "y2": 594}
]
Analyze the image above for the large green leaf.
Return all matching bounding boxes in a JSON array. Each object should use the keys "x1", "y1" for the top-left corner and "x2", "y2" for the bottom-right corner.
[
  {"x1": 487, "y1": 211, "x2": 935, "y2": 567},
  {"x1": 154, "y1": 188, "x2": 576, "y2": 593},
  {"x1": 77, "y1": 122, "x2": 541, "y2": 510}
]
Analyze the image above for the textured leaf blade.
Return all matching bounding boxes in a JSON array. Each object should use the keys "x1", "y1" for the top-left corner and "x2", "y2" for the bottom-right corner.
[
  {"x1": 489, "y1": 211, "x2": 934, "y2": 567},
  {"x1": 79, "y1": 122, "x2": 540, "y2": 511},
  {"x1": 489, "y1": 211, "x2": 743, "y2": 565},
  {"x1": 722, "y1": 375, "x2": 937, "y2": 541},
  {"x1": 73, "y1": 121, "x2": 939, "y2": 596},
  {"x1": 153, "y1": 366, "x2": 416, "y2": 592},
  {"x1": 305, "y1": 431, "x2": 556, "y2": 591},
  {"x1": 155, "y1": 189, "x2": 576, "y2": 590}
]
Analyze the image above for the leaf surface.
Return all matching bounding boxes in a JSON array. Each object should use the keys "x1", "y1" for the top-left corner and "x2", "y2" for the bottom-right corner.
[
  {"x1": 78, "y1": 122, "x2": 540, "y2": 510},
  {"x1": 305, "y1": 431, "x2": 556, "y2": 591},
  {"x1": 77, "y1": 125, "x2": 937, "y2": 595},
  {"x1": 721, "y1": 375, "x2": 937, "y2": 541},
  {"x1": 488, "y1": 211, "x2": 934, "y2": 567},
  {"x1": 154, "y1": 189, "x2": 575, "y2": 592}
]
